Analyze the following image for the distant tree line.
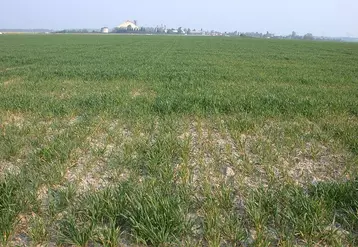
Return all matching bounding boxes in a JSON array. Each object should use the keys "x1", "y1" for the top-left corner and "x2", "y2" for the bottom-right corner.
[
  {"x1": 236, "y1": 31, "x2": 328, "y2": 41},
  {"x1": 55, "y1": 27, "x2": 341, "y2": 41},
  {"x1": 111, "y1": 26, "x2": 190, "y2": 34},
  {"x1": 56, "y1": 29, "x2": 94, "y2": 33}
]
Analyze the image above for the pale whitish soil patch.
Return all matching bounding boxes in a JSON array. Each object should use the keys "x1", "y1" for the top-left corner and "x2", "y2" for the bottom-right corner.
[
  {"x1": 177, "y1": 119, "x2": 351, "y2": 189},
  {"x1": 44, "y1": 126, "x2": 65, "y2": 142},
  {"x1": 239, "y1": 133, "x2": 350, "y2": 186},
  {"x1": 65, "y1": 148, "x2": 115, "y2": 194},
  {"x1": 260, "y1": 120, "x2": 351, "y2": 185},
  {"x1": 36, "y1": 184, "x2": 49, "y2": 209},
  {"x1": 288, "y1": 142, "x2": 349, "y2": 184},
  {"x1": 1, "y1": 111, "x2": 26, "y2": 128},
  {"x1": 130, "y1": 87, "x2": 157, "y2": 100},
  {"x1": 43, "y1": 116, "x2": 81, "y2": 142},
  {"x1": 64, "y1": 122, "x2": 133, "y2": 193},
  {"x1": 3, "y1": 77, "x2": 23, "y2": 87},
  {"x1": 0, "y1": 160, "x2": 21, "y2": 179},
  {"x1": 177, "y1": 120, "x2": 242, "y2": 188}
]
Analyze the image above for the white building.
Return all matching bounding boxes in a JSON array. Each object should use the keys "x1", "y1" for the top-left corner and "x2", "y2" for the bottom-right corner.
[
  {"x1": 116, "y1": 20, "x2": 139, "y2": 30},
  {"x1": 190, "y1": 30, "x2": 205, "y2": 35},
  {"x1": 101, "y1": 27, "x2": 109, "y2": 33}
]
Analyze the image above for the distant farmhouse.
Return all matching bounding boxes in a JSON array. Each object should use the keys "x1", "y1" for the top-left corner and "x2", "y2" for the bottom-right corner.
[
  {"x1": 100, "y1": 27, "x2": 109, "y2": 33},
  {"x1": 190, "y1": 30, "x2": 205, "y2": 35},
  {"x1": 116, "y1": 20, "x2": 139, "y2": 31}
]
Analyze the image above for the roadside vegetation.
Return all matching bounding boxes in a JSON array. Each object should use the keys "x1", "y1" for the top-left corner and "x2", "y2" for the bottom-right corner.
[{"x1": 0, "y1": 34, "x2": 358, "y2": 246}]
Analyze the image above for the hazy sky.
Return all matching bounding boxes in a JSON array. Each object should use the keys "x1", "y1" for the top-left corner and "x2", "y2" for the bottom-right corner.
[{"x1": 1, "y1": 0, "x2": 357, "y2": 37}]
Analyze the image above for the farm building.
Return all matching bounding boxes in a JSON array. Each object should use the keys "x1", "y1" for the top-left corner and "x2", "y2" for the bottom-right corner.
[
  {"x1": 190, "y1": 30, "x2": 205, "y2": 35},
  {"x1": 116, "y1": 20, "x2": 139, "y2": 30},
  {"x1": 101, "y1": 27, "x2": 109, "y2": 33}
]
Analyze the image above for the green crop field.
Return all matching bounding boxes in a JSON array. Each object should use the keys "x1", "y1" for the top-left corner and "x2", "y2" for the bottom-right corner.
[{"x1": 1, "y1": 34, "x2": 358, "y2": 246}]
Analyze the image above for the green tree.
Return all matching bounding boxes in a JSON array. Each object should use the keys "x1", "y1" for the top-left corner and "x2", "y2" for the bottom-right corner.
[{"x1": 303, "y1": 33, "x2": 314, "y2": 40}]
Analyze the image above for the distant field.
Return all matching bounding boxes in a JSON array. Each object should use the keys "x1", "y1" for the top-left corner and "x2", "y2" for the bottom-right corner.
[{"x1": 1, "y1": 34, "x2": 358, "y2": 246}]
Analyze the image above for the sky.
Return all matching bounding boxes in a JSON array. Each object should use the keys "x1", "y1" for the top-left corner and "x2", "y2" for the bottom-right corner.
[{"x1": 1, "y1": 0, "x2": 357, "y2": 37}]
